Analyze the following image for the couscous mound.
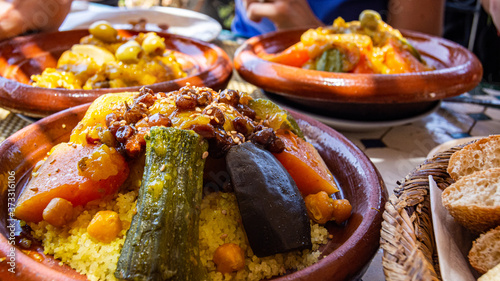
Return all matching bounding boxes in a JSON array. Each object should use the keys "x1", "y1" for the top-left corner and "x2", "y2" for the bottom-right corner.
[{"x1": 30, "y1": 191, "x2": 329, "y2": 281}]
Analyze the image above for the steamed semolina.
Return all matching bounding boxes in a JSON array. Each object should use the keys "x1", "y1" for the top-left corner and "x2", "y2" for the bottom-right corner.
[
  {"x1": 199, "y1": 192, "x2": 328, "y2": 281},
  {"x1": 30, "y1": 191, "x2": 329, "y2": 281},
  {"x1": 29, "y1": 190, "x2": 138, "y2": 281}
]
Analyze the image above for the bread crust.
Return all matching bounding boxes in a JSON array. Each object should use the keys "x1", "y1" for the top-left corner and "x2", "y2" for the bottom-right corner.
[
  {"x1": 447, "y1": 135, "x2": 500, "y2": 181},
  {"x1": 442, "y1": 168, "x2": 500, "y2": 234},
  {"x1": 444, "y1": 136, "x2": 500, "y2": 277},
  {"x1": 478, "y1": 261, "x2": 500, "y2": 281},
  {"x1": 469, "y1": 226, "x2": 500, "y2": 275}
]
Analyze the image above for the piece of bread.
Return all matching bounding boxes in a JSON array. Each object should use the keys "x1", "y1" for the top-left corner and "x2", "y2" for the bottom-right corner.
[
  {"x1": 447, "y1": 135, "x2": 500, "y2": 181},
  {"x1": 479, "y1": 261, "x2": 500, "y2": 281},
  {"x1": 469, "y1": 226, "x2": 500, "y2": 275},
  {"x1": 442, "y1": 168, "x2": 500, "y2": 234}
]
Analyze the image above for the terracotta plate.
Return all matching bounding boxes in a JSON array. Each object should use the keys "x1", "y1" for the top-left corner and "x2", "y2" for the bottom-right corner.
[
  {"x1": 234, "y1": 29, "x2": 483, "y2": 121},
  {"x1": 0, "y1": 29, "x2": 233, "y2": 118},
  {"x1": 0, "y1": 103, "x2": 387, "y2": 281}
]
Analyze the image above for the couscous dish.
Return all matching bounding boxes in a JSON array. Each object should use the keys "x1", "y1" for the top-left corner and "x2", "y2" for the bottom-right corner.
[{"x1": 15, "y1": 85, "x2": 352, "y2": 280}]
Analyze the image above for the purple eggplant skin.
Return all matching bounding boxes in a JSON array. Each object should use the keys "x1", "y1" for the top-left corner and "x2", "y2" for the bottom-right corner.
[{"x1": 226, "y1": 142, "x2": 312, "y2": 257}]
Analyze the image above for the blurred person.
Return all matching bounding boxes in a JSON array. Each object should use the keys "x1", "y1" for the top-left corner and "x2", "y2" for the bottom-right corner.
[
  {"x1": 232, "y1": 0, "x2": 445, "y2": 38},
  {"x1": 478, "y1": 0, "x2": 500, "y2": 84},
  {"x1": 0, "y1": 0, "x2": 72, "y2": 41},
  {"x1": 481, "y1": 0, "x2": 500, "y2": 31},
  {"x1": 444, "y1": 0, "x2": 500, "y2": 84}
]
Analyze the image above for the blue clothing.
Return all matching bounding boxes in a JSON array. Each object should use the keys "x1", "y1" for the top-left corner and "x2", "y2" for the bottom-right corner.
[{"x1": 231, "y1": 0, "x2": 389, "y2": 38}]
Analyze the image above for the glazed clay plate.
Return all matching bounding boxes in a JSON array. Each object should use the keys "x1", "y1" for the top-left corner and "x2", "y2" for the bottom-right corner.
[
  {"x1": 0, "y1": 104, "x2": 387, "y2": 281},
  {"x1": 0, "y1": 29, "x2": 232, "y2": 118},
  {"x1": 234, "y1": 29, "x2": 483, "y2": 121},
  {"x1": 60, "y1": 7, "x2": 222, "y2": 42}
]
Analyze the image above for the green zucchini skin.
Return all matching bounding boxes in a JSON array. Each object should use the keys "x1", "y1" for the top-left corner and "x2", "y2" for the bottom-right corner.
[
  {"x1": 226, "y1": 142, "x2": 312, "y2": 257},
  {"x1": 315, "y1": 48, "x2": 345, "y2": 73},
  {"x1": 115, "y1": 127, "x2": 208, "y2": 281}
]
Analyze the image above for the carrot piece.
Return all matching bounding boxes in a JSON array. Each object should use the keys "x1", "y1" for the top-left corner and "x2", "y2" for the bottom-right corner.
[
  {"x1": 273, "y1": 130, "x2": 339, "y2": 196},
  {"x1": 260, "y1": 42, "x2": 311, "y2": 67},
  {"x1": 15, "y1": 143, "x2": 129, "y2": 223}
]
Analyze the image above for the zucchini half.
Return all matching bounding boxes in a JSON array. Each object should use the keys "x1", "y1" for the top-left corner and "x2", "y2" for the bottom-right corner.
[{"x1": 115, "y1": 127, "x2": 208, "y2": 281}]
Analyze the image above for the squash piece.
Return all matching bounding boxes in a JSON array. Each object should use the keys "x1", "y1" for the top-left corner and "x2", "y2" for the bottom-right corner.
[
  {"x1": 14, "y1": 143, "x2": 129, "y2": 223},
  {"x1": 273, "y1": 129, "x2": 339, "y2": 196},
  {"x1": 70, "y1": 92, "x2": 136, "y2": 144}
]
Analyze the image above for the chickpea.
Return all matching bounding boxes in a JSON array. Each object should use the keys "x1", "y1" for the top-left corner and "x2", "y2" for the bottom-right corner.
[
  {"x1": 304, "y1": 191, "x2": 334, "y2": 224},
  {"x1": 304, "y1": 192, "x2": 352, "y2": 224},
  {"x1": 89, "y1": 20, "x2": 118, "y2": 43},
  {"x1": 42, "y1": 198, "x2": 74, "y2": 227},
  {"x1": 213, "y1": 243, "x2": 245, "y2": 274},
  {"x1": 115, "y1": 40, "x2": 142, "y2": 63},
  {"x1": 87, "y1": 210, "x2": 122, "y2": 243},
  {"x1": 332, "y1": 199, "x2": 352, "y2": 224},
  {"x1": 142, "y1": 34, "x2": 166, "y2": 56}
]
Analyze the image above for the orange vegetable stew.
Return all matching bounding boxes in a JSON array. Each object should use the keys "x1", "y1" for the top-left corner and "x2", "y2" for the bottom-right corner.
[{"x1": 261, "y1": 10, "x2": 433, "y2": 74}]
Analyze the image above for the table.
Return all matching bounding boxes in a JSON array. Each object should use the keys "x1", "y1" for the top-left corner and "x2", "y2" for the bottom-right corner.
[{"x1": 1, "y1": 33, "x2": 499, "y2": 281}]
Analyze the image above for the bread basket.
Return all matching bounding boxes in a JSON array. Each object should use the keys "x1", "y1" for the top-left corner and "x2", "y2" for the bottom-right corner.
[{"x1": 380, "y1": 144, "x2": 469, "y2": 280}]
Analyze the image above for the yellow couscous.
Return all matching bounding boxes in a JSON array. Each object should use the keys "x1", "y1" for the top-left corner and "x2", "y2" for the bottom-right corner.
[{"x1": 30, "y1": 191, "x2": 329, "y2": 281}]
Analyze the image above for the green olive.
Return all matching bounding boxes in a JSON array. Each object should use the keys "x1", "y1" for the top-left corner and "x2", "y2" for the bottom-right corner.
[
  {"x1": 115, "y1": 40, "x2": 142, "y2": 63},
  {"x1": 359, "y1": 10, "x2": 381, "y2": 31},
  {"x1": 141, "y1": 34, "x2": 166, "y2": 56},
  {"x1": 89, "y1": 20, "x2": 118, "y2": 43}
]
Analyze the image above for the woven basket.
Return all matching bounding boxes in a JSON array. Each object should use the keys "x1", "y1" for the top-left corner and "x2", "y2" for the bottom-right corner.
[{"x1": 380, "y1": 144, "x2": 468, "y2": 281}]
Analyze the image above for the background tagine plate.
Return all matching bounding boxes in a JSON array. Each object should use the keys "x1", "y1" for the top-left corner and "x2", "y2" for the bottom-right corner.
[
  {"x1": 0, "y1": 104, "x2": 387, "y2": 281},
  {"x1": 0, "y1": 29, "x2": 232, "y2": 118},
  {"x1": 234, "y1": 29, "x2": 483, "y2": 122}
]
